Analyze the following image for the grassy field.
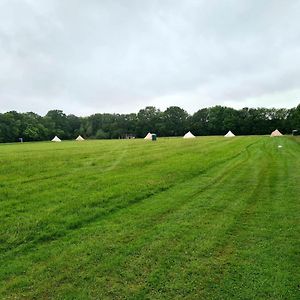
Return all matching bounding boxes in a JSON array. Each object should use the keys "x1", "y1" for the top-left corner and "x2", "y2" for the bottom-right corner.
[{"x1": 0, "y1": 136, "x2": 299, "y2": 299}]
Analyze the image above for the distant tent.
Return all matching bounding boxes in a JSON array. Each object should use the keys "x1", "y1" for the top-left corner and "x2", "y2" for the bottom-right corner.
[
  {"x1": 183, "y1": 131, "x2": 195, "y2": 139},
  {"x1": 76, "y1": 135, "x2": 85, "y2": 141},
  {"x1": 51, "y1": 136, "x2": 61, "y2": 142},
  {"x1": 224, "y1": 131, "x2": 235, "y2": 137},
  {"x1": 271, "y1": 129, "x2": 283, "y2": 137},
  {"x1": 144, "y1": 132, "x2": 152, "y2": 140}
]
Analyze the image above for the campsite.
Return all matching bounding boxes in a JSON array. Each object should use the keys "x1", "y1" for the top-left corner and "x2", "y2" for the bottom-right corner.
[
  {"x1": 0, "y1": 135, "x2": 299, "y2": 299},
  {"x1": 1, "y1": 1, "x2": 300, "y2": 298}
]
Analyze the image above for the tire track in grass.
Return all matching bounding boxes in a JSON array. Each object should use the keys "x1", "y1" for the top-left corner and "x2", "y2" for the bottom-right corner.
[
  {"x1": 124, "y1": 139, "x2": 263, "y2": 299},
  {"x1": 194, "y1": 138, "x2": 300, "y2": 299},
  {"x1": 0, "y1": 139, "x2": 259, "y2": 287},
  {"x1": 0, "y1": 139, "x2": 259, "y2": 258},
  {"x1": 58, "y1": 138, "x2": 260, "y2": 299},
  {"x1": 4, "y1": 138, "x2": 298, "y2": 299},
  {"x1": 1, "y1": 137, "x2": 224, "y2": 187},
  {"x1": 0, "y1": 137, "x2": 231, "y2": 207},
  {"x1": 194, "y1": 139, "x2": 272, "y2": 299},
  {"x1": 146, "y1": 137, "x2": 300, "y2": 299},
  {"x1": 0, "y1": 140, "x2": 261, "y2": 298},
  {"x1": 87, "y1": 138, "x2": 261, "y2": 299}
]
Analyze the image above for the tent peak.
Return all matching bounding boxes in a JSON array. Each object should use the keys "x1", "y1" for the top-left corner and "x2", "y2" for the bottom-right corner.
[
  {"x1": 76, "y1": 135, "x2": 85, "y2": 141},
  {"x1": 183, "y1": 131, "x2": 195, "y2": 138},
  {"x1": 144, "y1": 132, "x2": 152, "y2": 140},
  {"x1": 271, "y1": 129, "x2": 283, "y2": 137},
  {"x1": 51, "y1": 136, "x2": 61, "y2": 142},
  {"x1": 224, "y1": 131, "x2": 235, "y2": 137}
]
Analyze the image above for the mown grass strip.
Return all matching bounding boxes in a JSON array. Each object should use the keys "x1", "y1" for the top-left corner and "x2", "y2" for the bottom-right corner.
[{"x1": 0, "y1": 137, "x2": 299, "y2": 299}]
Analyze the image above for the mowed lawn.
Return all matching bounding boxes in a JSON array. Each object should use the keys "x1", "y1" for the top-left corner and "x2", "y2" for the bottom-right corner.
[{"x1": 0, "y1": 136, "x2": 299, "y2": 299}]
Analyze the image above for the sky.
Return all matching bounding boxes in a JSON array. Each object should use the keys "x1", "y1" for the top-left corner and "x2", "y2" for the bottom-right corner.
[{"x1": 0, "y1": 0, "x2": 299, "y2": 116}]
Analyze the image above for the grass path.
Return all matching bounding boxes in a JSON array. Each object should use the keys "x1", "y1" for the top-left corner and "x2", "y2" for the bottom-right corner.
[{"x1": 0, "y1": 137, "x2": 299, "y2": 299}]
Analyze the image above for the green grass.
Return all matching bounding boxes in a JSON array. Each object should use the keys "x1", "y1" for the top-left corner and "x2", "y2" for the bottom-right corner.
[{"x1": 0, "y1": 136, "x2": 299, "y2": 299}]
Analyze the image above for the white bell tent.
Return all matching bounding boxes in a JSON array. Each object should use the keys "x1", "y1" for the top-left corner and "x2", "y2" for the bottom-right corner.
[
  {"x1": 270, "y1": 129, "x2": 283, "y2": 137},
  {"x1": 144, "y1": 132, "x2": 152, "y2": 140},
  {"x1": 224, "y1": 131, "x2": 235, "y2": 137},
  {"x1": 76, "y1": 135, "x2": 85, "y2": 141},
  {"x1": 183, "y1": 131, "x2": 195, "y2": 138},
  {"x1": 51, "y1": 136, "x2": 61, "y2": 142}
]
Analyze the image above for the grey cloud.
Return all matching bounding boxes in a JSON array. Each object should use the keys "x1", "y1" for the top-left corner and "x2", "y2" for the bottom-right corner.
[{"x1": 0, "y1": 0, "x2": 299, "y2": 115}]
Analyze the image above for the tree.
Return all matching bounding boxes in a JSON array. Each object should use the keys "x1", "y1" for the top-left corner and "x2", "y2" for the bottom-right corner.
[
  {"x1": 190, "y1": 108, "x2": 209, "y2": 135},
  {"x1": 287, "y1": 104, "x2": 300, "y2": 132},
  {"x1": 0, "y1": 111, "x2": 21, "y2": 142},
  {"x1": 206, "y1": 106, "x2": 228, "y2": 135},
  {"x1": 67, "y1": 114, "x2": 81, "y2": 138},
  {"x1": 44, "y1": 110, "x2": 71, "y2": 139},
  {"x1": 21, "y1": 112, "x2": 48, "y2": 141},
  {"x1": 0, "y1": 103, "x2": 299, "y2": 143},
  {"x1": 136, "y1": 106, "x2": 162, "y2": 137},
  {"x1": 163, "y1": 106, "x2": 189, "y2": 136}
]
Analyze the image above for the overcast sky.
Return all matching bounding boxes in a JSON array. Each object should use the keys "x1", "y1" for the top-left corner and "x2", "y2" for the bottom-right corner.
[{"x1": 0, "y1": 0, "x2": 299, "y2": 116}]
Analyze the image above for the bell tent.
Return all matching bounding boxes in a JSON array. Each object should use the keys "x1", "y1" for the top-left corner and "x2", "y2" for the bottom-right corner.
[
  {"x1": 76, "y1": 135, "x2": 85, "y2": 141},
  {"x1": 183, "y1": 131, "x2": 195, "y2": 139},
  {"x1": 51, "y1": 136, "x2": 61, "y2": 142},
  {"x1": 224, "y1": 131, "x2": 235, "y2": 137},
  {"x1": 144, "y1": 132, "x2": 152, "y2": 140},
  {"x1": 270, "y1": 129, "x2": 283, "y2": 137}
]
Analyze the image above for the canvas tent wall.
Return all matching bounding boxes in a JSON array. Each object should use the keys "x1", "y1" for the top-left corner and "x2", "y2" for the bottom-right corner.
[
  {"x1": 183, "y1": 131, "x2": 195, "y2": 138},
  {"x1": 51, "y1": 136, "x2": 61, "y2": 142},
  {"x1": 270, "y1": 129, "x2": 283, "y2": 137},
  {"x1": 224, "y1": 131, "x2": 235, "y2": 137},
  {"x1": 144, "y1": 132, "x2": 152, "y2": 140},
  {"x1": 76, "y1": 135, "x2": 85, "y2": 141}
]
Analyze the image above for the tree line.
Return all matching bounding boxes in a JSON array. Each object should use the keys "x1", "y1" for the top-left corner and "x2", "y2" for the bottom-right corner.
[{"x1": 0, "y1": 104, "x2": 299, "y2": 143}]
